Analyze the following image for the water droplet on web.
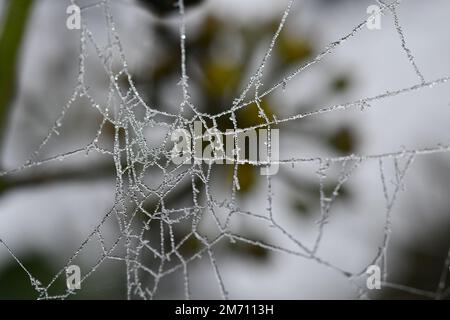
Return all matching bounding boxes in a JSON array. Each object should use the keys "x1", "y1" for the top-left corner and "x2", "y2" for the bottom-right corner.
[
  {"x1": 85, "y1": 145, "x2": 94, "y2": 156},
  {"x1": 359, "y1": 101, "x2": 371, "y2": 112},
  {"x1": 32, "y1": 278, "x2": 42, "y2": 287}
]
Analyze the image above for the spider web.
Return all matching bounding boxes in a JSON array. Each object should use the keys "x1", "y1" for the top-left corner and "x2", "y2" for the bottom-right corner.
[{"x1": 1, "y1": 0, "x2": 450, "y2": 299}]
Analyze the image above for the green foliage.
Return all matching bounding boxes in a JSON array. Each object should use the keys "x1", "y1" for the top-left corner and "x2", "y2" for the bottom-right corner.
[
  {"x1": 0, "y1": 0, "x2": 34, "y2": 149},
  {"x1": 328, "y1": 126, "x2": 357, "y2": 154},
  {"x1": 276, "y1": 33, "x2": 313, "y2": 65},
  {"x1": 0, "y1": 253, "x2": 60, "y2": 299},
  {"x1": 330, "y1": 74, "x2": 351, "y2": 93}
]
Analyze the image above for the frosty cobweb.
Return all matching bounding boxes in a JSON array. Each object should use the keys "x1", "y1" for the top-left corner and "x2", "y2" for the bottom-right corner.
[{"x1": 1, "y1": 0, "x2": 450, "y2": 300}]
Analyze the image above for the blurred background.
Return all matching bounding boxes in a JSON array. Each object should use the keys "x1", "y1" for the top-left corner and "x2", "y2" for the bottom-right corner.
[{"x1": 0, "y1": 0, "x2": 449, "y2": 299}]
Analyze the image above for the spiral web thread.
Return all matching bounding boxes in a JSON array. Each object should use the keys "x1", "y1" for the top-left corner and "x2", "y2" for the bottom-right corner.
[{"x1": 1, "y1": 0, "x2": 450, "y2": 299}]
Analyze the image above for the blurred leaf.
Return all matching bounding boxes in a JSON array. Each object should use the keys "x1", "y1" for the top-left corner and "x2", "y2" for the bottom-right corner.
[
  {"x1": 0, "y1": 253, "x2": 62, "y2": 299},
  {"x1": 291, "y1": 198, "x2": 310, "y2": 217},
  {"x1": 330, "y1": 74, "x2": 351, "y2": 93},
  {"x1": 137, "y1": 0, "x2": 204, "y2": 16},
  {"x1": 0, "y1": 0, "x2": 34, "y2": 149},
  {"x1": 194, "y1": 16, "x2": 221, "y2": 48},
  {"x1": 328, "y1": 126, "x2": 357, "y2": 154},
  {"x1": 203, "y1": 60, "x2": 240, "y2": 98},
  {"x1": 291, "y1": 185, "x2": 350, "y2": 219},
  {"x1": 236, "y1": 99, "x2": 275, "y2": 129},
  {"x1": 228, "y1": 238, "x2": 270, "y2": 262},
  {"x1": 0, "y1": 178, "x2": 6, "y2": 194},
  {"x1": 276, "y1": 33, "x2": 313, "y2": 65},
  {"x1": 152, "y1": 55, "x2": 179, "y2": 81},
  {"x1": 178, "y1": 235, "x2": 202, "y2": 257}
]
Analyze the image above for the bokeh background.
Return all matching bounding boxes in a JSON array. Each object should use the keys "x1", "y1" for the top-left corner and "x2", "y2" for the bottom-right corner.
[{"x1": 0, "y1": 0, "x2": 449, "y2": 299}]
